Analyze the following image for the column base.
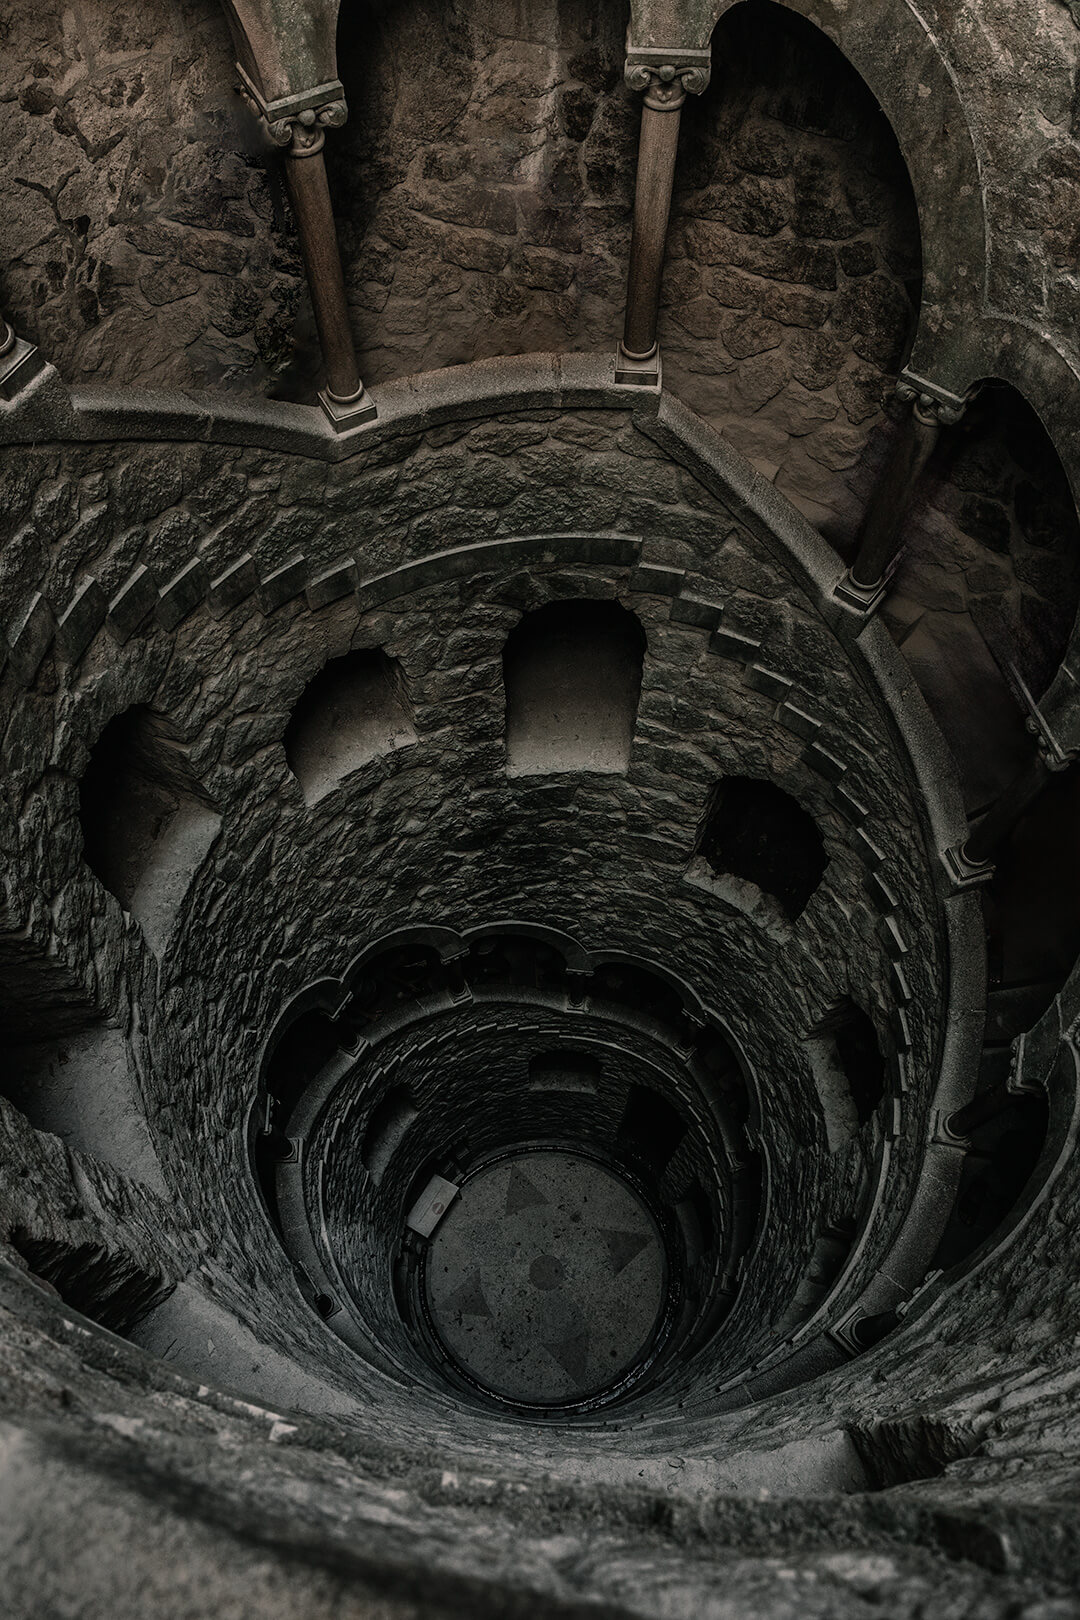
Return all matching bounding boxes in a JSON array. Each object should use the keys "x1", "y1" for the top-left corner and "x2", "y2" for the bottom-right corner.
[
  {"x1": 319, "y1": 384, "x2": 377, "y2": 431},
  {"x1": 832, "y1": 568, "x2": 887, "y2": 616},
  {"x1": 928, "y1": 1107, "x2": 971, "y2": 1150},
  {"x1": 615, "y1": 344, "x2": 662, "y2": 388},
  {"x1": 940, "y1": 842, "x2": 995, "y2": 889},
  {"x1": 0, "y1": 335, "x2": 46, "y2": 402}
]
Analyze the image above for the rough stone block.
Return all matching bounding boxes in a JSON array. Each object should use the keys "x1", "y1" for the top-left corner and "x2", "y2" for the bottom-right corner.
[
  {"x1": 778, "y1": 702, "x2": 821, "y2": 741},
  {"x1": 5, "y1": 592, "x2": 55, "y2": 683},
  {"x1": 710, "y1": 627, "x2": 761, "y2": 662},
  {"x1": 258, "y1": 556, "x2": 309, "y2": 614},
  {"x1": 670, "y1": 594, "x2": 724, "y2": 631},
  {"x1": 157, "y1": 559, "x2": 209, "y2": 632},
  {"x1": 746, "y1": 664, "x2": 792, "y2": 702},
  {"x1": 306, "y1": 559, "x2": 359, "y2": 611},
  {"x1": 629, "y1": 563, "x2": 685, "y2": 596},
  {"x1": 803, "y1": 740, "x2": 847, "y2": 783},
  {"x1": 55, "y1": 579, "x2": 108, "y2": 665},
  {"x1": 208, "y1": 554, "x2": 259, "y2": 619},
  {"x1": 108, "y1": 566, "x2": 160, "y2": 643}
]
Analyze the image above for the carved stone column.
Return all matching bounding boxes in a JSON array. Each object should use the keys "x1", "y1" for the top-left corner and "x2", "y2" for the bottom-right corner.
[
  {"x1": 238, "y1": 74, "x2": 375, "y2": 429},
  {"x1": 615, "y1": 49, "x2": 710, "y2": 387},
  {"x1": 943, "y1": 743, "x2": 1072, "y2": 887},
  {"x1": 834, "y1": 373, "x2": 968, "y2": 613}
]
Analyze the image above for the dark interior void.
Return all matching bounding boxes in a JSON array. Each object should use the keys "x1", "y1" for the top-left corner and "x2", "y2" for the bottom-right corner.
[
  {"x1": 362, "y1": 1086, "x2": 419, "y2": 1181},
  {"x1": 8, "y1": 1228, "x2": 173, "y2": 1337},
  {"x1": 283, "y1": 649, "x2": 416, "y2": 804},
  {"x1": 697, "y1": 775, "x2": 828, "y2": 921},
  {"x1": 884, "y1": 381, "x2": 1080, "y2": 814},
  {"x1": 77, "y1": 705, "x2": 219, "y2": 955},
  {"x1": 680, "y1": 0, "x2": 923, "y2": 358},
  {"x1": 938, "y1": 384, "x2": 1080, "y2": 704},
  {"x1": 984, "y1": 759, "x2": 1080, "y2": 1038},
  {"x1": 79, "y1": 706, "x2": 184, "y2": 910},
  {"x1": 818, "y1": 1000, "x2": 887, "y2": 1128},
  {"x1": 503, "y1": 600, "x2": 646, "y2": 776},
  {"x1": 617, "y1": 1085, "x2": 688, "y2": 1175},
  {"x1": 250, "y1": 933, "x2": 758, "y2": 1415},
  {"x1": 931, "y1": 1090, "x2": 1049, "y2": 1272}
]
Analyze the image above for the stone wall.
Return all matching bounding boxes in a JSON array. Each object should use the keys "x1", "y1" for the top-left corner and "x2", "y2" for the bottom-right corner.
[{"x1": 0, "y1": 387, "x2": 961, "y2": 1460}]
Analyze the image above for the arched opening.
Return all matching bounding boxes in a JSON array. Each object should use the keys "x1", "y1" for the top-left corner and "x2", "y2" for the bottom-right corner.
[
  {"x1": 78, "y1": 705, "x2": 220, "y2": 956},
  {"x1": 329, "y1": 0, "x2": 633, "y2": 390},
  {"x1": 617, "y1": 1085, "x2": 687, "y2": 1175},
  {"x1": 284, "y1": 649, "x2": 417, "y2": 805},
  {"x1": 668, "y1": 0, "x2": 922, "y2": 526},
  {"x1": 691, "y1": 776, "x2": 827, "y2": 923},
  {"x1": 804, "y1": 1000, "x2": 887, "y2": 1151},
  {"x1": 891, "y1": 382, "x2": 1080, "y2": 812},
  {"x1": 982, "y1": 758, "x2": 1080, "y2": 1048},
  {"x1": 503, "y1": 599, "x2": 646, "y2": 776},
  {"x1": 8, "y1": 1228, "x2": 173, "y2": 1339},
  {"x1": 362, "y1": 1086, "x2": 420, "y2": 1182}
]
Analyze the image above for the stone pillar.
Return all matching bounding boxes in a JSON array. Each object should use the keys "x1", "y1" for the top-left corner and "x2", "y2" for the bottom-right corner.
[
  {"x1": 239, "y1": 76, "x2": 375, "y2": 430},
  {"x1": 943, "y1": 745, "x2": 1071, "y2": 886},
  {"x1": 615, "y1": 49, "x2": 711, "y2": 387},
  {"x1": 834, "y1": 374, "x2": 968, "y2": 613}
]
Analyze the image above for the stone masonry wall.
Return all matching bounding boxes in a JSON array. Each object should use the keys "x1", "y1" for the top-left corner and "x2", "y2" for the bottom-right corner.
[{"x1": 0, "y1": 404, "x2": 948, "y2": 1454}]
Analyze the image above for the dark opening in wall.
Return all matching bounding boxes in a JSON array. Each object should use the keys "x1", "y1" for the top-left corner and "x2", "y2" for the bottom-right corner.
[
  {"x1": 344, "y1": 944, "x2": 444, "y2": 1033},
  {"x1": 835, "y1": 1005, "x2": 887, "y2": 1126},
  {"x1": 804, "y1": 1002, "x2": 885, "y2": 1150},
  {"x1": 896, "y1": 382, "x2": 1080, "y2": 812},
  {"x1": 8, "y1": 1228, "x2": 173, "y2": 1337},
  {"x1": 254, "y1": 1007, "x2": 344, "y2": 1227},
  {"x1": 694, "y1": 776, "x2": 827, "y2": 923},
  {"x1": 590, "y1": 962, "x2": 687, "y2": 1030},
  {"x1": 668, "y1": 0, "x2": 922, "y2": 533},
  {"x1": 362, "y1": 1087, "x2": 419, "y2": 1182},
  {"x1": 617, "y1": 1085, "x2": 687, "y2": 1174},
  {"x1": 503, "y1": 600, "x2": 646, "y2": 776},
  {"x1": 284, "y1": 650, "x2": 417, "y2": 805},
  {"x1": 816, "y1": 1000, "x2": 887, "y2": 1126},
  {"x1": 932, "y1": 1090, "x2": 1049, "y2": 1272},
  {"x1": 675, "y1": 1181, "x2": 715, "y2": 1264},
  {"x1": 528, "y1": 1051, "x2": 601, "y2": 1092},
  {"x1": 467, "y1": 935, "x2": 567, "y2": 993},
  {"x1": 78, "y1": 705, "x2": 220, "y2": 955},
  {"x1": 984, "y1": 759, "x2": 1080, "y2": 1041}
]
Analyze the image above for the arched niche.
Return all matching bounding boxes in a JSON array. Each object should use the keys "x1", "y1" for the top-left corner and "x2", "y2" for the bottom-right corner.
[
  {"x1": 687, "y1": 775, "x2": 827, "y2": 925},
  {"x1": 78, "y1": 704, "x2": 220, "y2": 958},
  {"x1": 667, "y1": 0, "x2": 923, "y2": 534},
  {"x1": 889, "y1": 378, "x2": 1080, "y2": 812},
  {"x1": 284, "y1": 649, "x2": 417, "y2": 805},
  {"x1": 503, "y1": 599, "x2": 646, "y2": 776}
]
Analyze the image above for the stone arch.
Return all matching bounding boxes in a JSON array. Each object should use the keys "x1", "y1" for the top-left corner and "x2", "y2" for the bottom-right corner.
[{"x1": 703, "y1": 0, "x2": 987, "y2": 375}]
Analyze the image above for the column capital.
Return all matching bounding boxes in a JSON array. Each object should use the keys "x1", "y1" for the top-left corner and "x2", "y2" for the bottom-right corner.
[
  {"x1": 235, "y1": 66, "x2": 347, "y2": 154},
  {"x1": 895, "y1": 369, "x2": 972, "y2": 427},
  {"x1": 624, "y1": 47, "x2": 712, "y2": 107}
]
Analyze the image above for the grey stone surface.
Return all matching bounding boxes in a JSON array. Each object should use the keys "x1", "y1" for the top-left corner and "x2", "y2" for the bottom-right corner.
[
  {"x1": 1, "y1": 0, "x2": 1080, "y2": 1605},
  {"x1": 425, "y1": 1151, "x2": 666, "y2": 1406}
]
